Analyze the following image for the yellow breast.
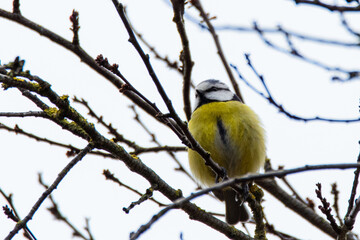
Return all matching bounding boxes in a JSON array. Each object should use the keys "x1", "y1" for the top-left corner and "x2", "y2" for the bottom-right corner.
[{"x1": 188, "y1": 101, "x2": 266, "y2": 186}]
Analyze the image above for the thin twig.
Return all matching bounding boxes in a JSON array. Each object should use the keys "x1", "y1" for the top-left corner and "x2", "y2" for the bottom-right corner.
[
  {"x1": 5, "y1": 143, "x2": 94, "y2": 240},
  {"x1": 345, "y1": 197, "x2": 360, "y2": 230},
  {"x1": 1, "y1": 5, "x2": 227, "y2": 199},
  {"x1": 73, "y1": 97, "x2": 187, "y2": 155},
  {"x1": 253, "y1": 163, "x2": 360, "y2": 182},
  {"x1": 264, "y1": 215, "x2": 301, "y2": 240},
  {"x1": 0, "y1": 189, "x2": 35, "y2": 240},
  {"x1": 123, "y1": 185, "x2": 159, "y2": 214},
  {"x1": 111, "y1": 1, "x2": 228, "y2": 183},
  {"x1": 169, "y1": 0, "x2": 194, "y2": 120},
  {"x1": 69, "y1": 10, "x2": 80, "y2": 46},
  {"x1": 111, "y1": 2, "x2": 187, "y2": 135},
  {"x1": 331, "y1": 183, "x2": 344, "y2": 225},
  {"x1": 103, "y1": 169, "x2": 166, "y2": 207},
  {"x1": 129, "y1": 105, "x2": 198, "y2": 185},
  {"x1": 0, "y1": 57, "x2": 248, "y2": 239},
  {"x1": 345, "y1": 148, "x2": 360, "y2": 219},
  {"x1": 257, "y1": 178, "x2": 337, "y2": 238},
  {"x1": 0, "y1": 111, "x2": 48, "y2": 118},
  {"x1": 0, "y1": 122, "x2": 113, "y2": 158},
  {"x1": 84, "y1": 218, "x2": 95, "y2": 240},
  {"x1": 129, "y1": 179, "x2": 246, "y2": 240},
  {"x1": 131, "y1": 162, "x2": 360, "y2": 240},
  {"x1": 129, "y1": 21, "x2": 196, "y2": 90},
  {"x1": 191, "y1": 0, "x2": 243, "y2": 102},
  {"x1": 132, "y1": 27, "x2": 180, "y2": 70},
  {"x1": 293, "y1": 0, "x2": 360, "y2": 12},
  {"x1": 281, "y1": 176, "x2": 307, "y2": 205},
  {"x1": 211, "y1": 23, "x2": 360, "y2": 47},
  {"x1": 131, "y1": 146, "x2": 186, "y2": 155},
  {"x1": 0, "y1": 7, "x2": 165, "y2": 122},
  {"x1": 38, "y1": 173, "x2": 90, "y2": 240},
  {"x1": 99, "y1": 129, "x2": 251, "y2": 240},
  {"x1": 73, "y1": 96, "x2": 139, "y2": 147},
  {"x1": 230, "y1": 58, "x2": 360, "y2": 123},
  {"x1": 252, "y1": 22, "x2": 360, "y2": 81},
  {"x1": 12, "y1": 0, "x2": 20, "y2": 14},
  {"x1": 315, "y1": 183, "x2": 341, "y2": 234},
  {"x1": 344, "y1": 147, "x2": 360, "y2": 230},
  {"x1": 340, "y1": 12, "x2": 360, "y2": 38}
]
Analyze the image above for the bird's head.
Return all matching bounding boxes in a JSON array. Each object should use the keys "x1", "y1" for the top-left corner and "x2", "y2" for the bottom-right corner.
[{"x1": 194, "y1": 79, "x2": 240, "y2": 110}]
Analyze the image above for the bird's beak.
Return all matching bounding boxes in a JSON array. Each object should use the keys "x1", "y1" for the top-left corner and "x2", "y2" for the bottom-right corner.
[{"x1": 195, "y1": 89, "x2": 201, "y2": 97}]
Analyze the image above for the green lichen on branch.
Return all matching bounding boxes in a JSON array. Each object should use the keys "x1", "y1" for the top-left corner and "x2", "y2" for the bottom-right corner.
[
  {"x1": 1, "y1": 76, "x2": 40, "y2": 91},
  {"x1": 44, "y1": 107, "x2": 62, "y2": 119},
  {"x1": 249, "y1": 184, "x2": 267, "y2": 240},
  {"x1": 43, "y1": 107, "x2": 91, "y2": 139},
  {"x1": 66, "y1": 120, "x2": 90, "y2": 138}
]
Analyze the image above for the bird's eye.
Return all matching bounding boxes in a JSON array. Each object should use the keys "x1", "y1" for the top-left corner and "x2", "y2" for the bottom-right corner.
[{"x1": 207, "y1": 86, "x2": 218, "y2": 92}]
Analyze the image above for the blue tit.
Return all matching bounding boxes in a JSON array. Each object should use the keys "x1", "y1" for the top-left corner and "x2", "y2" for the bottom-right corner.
[{"x1": 188, "y1": 79, "x2": 266, "y2": 224}]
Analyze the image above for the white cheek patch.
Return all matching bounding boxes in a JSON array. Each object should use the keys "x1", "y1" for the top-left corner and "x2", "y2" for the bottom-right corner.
[
  {"x1": 194, "y1": 96, "x2": 201, "y2": 110},
  {"x1": 206, "y1": 90, "x2": 234, "y2": 102}
]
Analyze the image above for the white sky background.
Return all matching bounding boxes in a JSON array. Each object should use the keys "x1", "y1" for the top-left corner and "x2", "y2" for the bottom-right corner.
[{"x1": 0, "y1": 0, "x2": 360, "y2": 239}]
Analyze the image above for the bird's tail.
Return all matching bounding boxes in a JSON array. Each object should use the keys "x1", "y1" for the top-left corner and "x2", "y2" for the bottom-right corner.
[{"x1": 224, "y1": 189, "x2": 250, "y2": 224}]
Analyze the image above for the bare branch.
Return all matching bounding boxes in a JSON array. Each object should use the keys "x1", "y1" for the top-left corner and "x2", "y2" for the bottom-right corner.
[
  {"x1": 340, "y1": 12, "x2": 360, "y2": 38},
  {"x1": 132, "y1": 26, "x2": 180, "y2": 70},
  {"x1": 84, "y1": 218, "x2": 95, "y2": 240},
  {"x1": 73, "y1": 97, "x2": 187, "y2": 155},
  {"x1": 251, "y1": 22, "x2": 360, "y2": 81},
  {"x1": 258, "y1": 179, "x2": 336, "y2": 238},
  {"x1": 331, "y1": 183, "x2": 344, "y2": 225},
  {"x1": 346, "y1": 197, "x2": 360, "y2": 230},
  {"x1": 315, "y1": 183, "x2": 341, "y2": 234},
  {"x1": 5, "y1": 143, "x2": 94, "y2": 240},
  {"x1": 111, "y1": 1, "x2": 229, "y2": 183},
  {"x1": 211, "y1": 23, "x2": 360, "y2": 47},
  {"x1": 0, "y1": 111, "x2": 48, "y2": 118},
  {"x1": 344, "y1": 148, "x2": 360, "y2": 230},
  {"x1": 281, "y1": 176, "x2": 308, "y2": 206},
  {"x1": 129, "y1": 180, "x2": 255, "y2": 240},
  {"x1": 131, "y1": 146, "x2": 186, "y2": 155},
  {"x1": 135, "y1": 162, "x2": 360, "y2": 240},
  {"x1": 264, "y1": 217, "x2": 301, "y2": 240},
  {"x1": 123, "y1": 185, "x2": 159, "y2": 214},
  {"x1": 129, "y1": 105, "x2": 198, "y2": 185},
  {"x1": 293, "y1": 0, "x2": 360, "y2": 12},
  {"x1": 191, "y1": 0, "x2": 244, "y2": 102},
  {"x1": 0, "y1": 189, "x2": 35, "y2": 240},
  {"x1": 1, "y1": 57, "x2": 244, "y2": 239},
  {"x1": 0, "y1": 7, "x2": 162, "y2": 121},
  {"x1": 69, "y1": 10, "x2": 80, "y2": 46},
  {"x1": 103, "y1": 169, "x2": 166, "y2": 208},
  {"x1": 169, "y1": 0, "x2": 194, "y2": 120},
  {"x1": 12, "y1": 0, "x2": 20, "y2": 14},
  {"x1": 230, "y1": 58, "x2": 360, "y2": 123},
  {"x1": 0, "y1": 122, "x2": 113, "y2": 159},
  {"x1": 38, "y1": 173, "x2": 90, "y2": 240},
  {"x1": 73, "y1": 96, "x2": 140, "y2": 148}
]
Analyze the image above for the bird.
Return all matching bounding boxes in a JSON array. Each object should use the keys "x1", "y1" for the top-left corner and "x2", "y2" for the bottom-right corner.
[{"x1": 187, "y1": 79, "x2": 266, "y2": 224}]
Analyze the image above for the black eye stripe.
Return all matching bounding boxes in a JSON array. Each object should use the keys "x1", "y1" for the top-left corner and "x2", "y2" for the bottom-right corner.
[{"x1": 204, "y1": 86, "x2": 228, "y2": 93}]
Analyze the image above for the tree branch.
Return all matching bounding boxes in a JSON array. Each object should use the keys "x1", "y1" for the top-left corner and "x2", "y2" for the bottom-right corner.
[
  {"x1": 110, "y1": 0, "x2": 229, "y2": 183},
  {"x1": 5, "y1": 143, "x2": 94, "y2": 240},
  {"x1": 293, "y1": 0, "x2": 360, "y2": 12},
  {"x1": 191, "y1": 0, "x2": 244, "y2": 102},
  {"x1": 169, "y1": 0, "x2": 194, "y2": 120},
  {"x1": 230, "y1": 57, "x2": 360, "y2": 123}
]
